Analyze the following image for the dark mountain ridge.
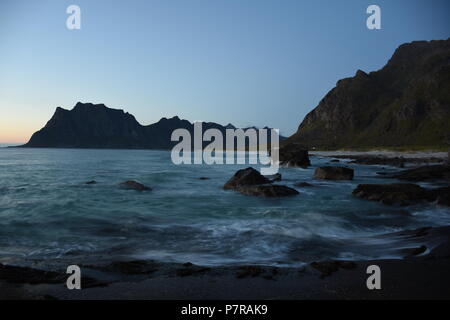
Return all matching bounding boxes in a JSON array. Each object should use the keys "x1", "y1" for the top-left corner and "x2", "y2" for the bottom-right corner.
[{"x1": 22, "y1": 102, "x2": 282, "y2": 149}]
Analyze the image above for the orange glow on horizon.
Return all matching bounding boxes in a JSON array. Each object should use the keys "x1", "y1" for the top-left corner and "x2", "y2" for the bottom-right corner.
[{"x1": 0, "y1": 124, "x2": 36, "y2": 144}]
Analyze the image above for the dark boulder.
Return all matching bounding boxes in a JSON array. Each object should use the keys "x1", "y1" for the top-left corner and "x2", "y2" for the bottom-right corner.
[
  {"x1": 352, "y1": 183, "x2": 450, "y2": 206},
  {"x1": 120, "y1": 180, "x2": 152, "y2": 191},
  {"x1": 278, "y1": 144, "x2": 311, "y2": 168},
  {"x1": 223, "y1": 167, "x2": 271, "y2": 190},
  {"x1": 224, "y1": 167, "x2": 299, "y2": 197},
  {"x1": 314, "y1": 166, "x2": 354, "y2": 180},
  {"x1": 393, "y1": 165, "x2": 450, "y2": 182}
]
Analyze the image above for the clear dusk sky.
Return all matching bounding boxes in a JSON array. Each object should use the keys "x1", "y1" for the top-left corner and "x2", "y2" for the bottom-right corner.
[{"x1": 0, "y1": 0, "x2": 449, "y2": 143}]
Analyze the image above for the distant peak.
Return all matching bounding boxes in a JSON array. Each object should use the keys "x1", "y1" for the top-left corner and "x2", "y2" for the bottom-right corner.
[
  {"x1": 159, "y1": 116, "x2": 182, "y2": 122},
  {"x1": 355, "y1": 69, "x2": 368, "y2": 77},
  {"x1": 73, "y1": 102, "x2": 108, "y2": 110},
  {"x1": 74, "y1": 102, "x2": 91, "y2": 109},
  {"x1": 225, "y1": 123, "x2": 236, "y2": 129}
]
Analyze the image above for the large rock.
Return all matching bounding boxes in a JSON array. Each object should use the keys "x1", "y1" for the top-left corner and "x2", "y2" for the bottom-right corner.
[
  {"x1": 223, "y1": 167, "x2": 271, "y2": 190},
  {"x1": 393, "y1": 165, "x2": 450, "y2": 181},
  {"x1": 278, "y1": 144, "x2": 310, "y2": 168},
  {"x1": 353, "y1": 184, "x2": 450, "y2": 206},
  {"x1": 352, "y1": 183, "x2": 429, "y2": 206},
  {"x1": 120, "y1": 180, "x2": 152, "y2": 191},
  {"x1": 314, "y1": 166, "x2": 354, "y2": 180},
  {"x1": 224, "y1": 167, "x2": 298, "y2": 197}
]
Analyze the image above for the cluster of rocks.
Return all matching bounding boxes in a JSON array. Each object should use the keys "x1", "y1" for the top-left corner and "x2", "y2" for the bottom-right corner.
[
  {"x1": 86, "y1": 149, "x2": 448, "y2": 205},
  {"x1": 353, "y1": 184, "x2": 450, "y2": 206},
  {"x1": 390, "y1": 164, "x2": 450, "y2": 181},
  {"x1": 352, "y1": 164, "x2": 450, "y2": 206},
  {"x1": 223, "y1": 167, "x2": 299, "y2": 197},
  {"x1": 222, "y1": 143, "x2": 356, "y2": 197},
  {"x1": 278, "y1": 144, "x2": 355, "y2": 180}
]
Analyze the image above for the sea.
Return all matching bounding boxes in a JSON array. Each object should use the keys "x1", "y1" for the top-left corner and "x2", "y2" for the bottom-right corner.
[{"x1": 1, "y1": 147, "x2": 449, "y2": 269}]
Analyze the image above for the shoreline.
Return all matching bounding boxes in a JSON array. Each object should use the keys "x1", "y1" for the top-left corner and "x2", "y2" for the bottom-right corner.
[
  {"x1": 2, "y1": 226, "x2": 449, "y2": 300},
  {"x1": 1, "y1": 148, "x2": 449, "y2": 299},
  {"x1": 312, "y1": 150, "x2": 448, "y2": 159}
]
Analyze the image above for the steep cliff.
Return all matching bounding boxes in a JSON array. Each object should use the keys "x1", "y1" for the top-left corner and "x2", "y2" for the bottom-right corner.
[{"x1": 285, "y1": 39, "x2": 450, "y2": 150}]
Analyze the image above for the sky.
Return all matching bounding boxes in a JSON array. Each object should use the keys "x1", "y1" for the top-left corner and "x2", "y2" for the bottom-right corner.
[{"x1": 0, "y1": 0, "x2": 449, "y2": 143}]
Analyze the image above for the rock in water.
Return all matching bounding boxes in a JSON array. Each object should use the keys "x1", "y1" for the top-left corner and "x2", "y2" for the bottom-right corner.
[
  {"x1": 224, "y1": 167, "x2": 298, "y2": 197},
  {"x1": 278, "y1": 144, "x2": 311, "y2": 168},
  {"x1": 120, "y1": 180, "x2": 152, "y2": 191},
  {"x1": 314, "y1": 166, "x2": 354, "y2": 180},
  {"x1": 223, "y1": 167, "x2": 271, "y2": 190},
  {"x1": 392, "y1": 165, "x2": 450, "y2": 182},
  {"x1": 352, "y1": 183, "x2": 429, "y2": 206},
  {"x1": 352, "y1": 184, "x2": 450, "y2": 206},
  {"x1": 266, "y1": 173, "x2": 282, "y2": 182}
]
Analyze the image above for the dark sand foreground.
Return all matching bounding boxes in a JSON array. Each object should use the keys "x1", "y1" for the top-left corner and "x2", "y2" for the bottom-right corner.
[{"x1": 1, "y1": 226, "x2": 449, "y2": 300}]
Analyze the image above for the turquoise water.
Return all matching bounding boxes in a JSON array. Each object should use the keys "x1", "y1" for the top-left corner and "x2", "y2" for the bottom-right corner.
[{"x1": 0, "y1": 148, "x2": 449, "y2": 268}]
